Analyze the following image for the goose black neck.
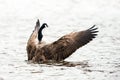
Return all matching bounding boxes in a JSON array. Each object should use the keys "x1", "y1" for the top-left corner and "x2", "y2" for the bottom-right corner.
[
  {"x1": 38, "y1": 23, "x2": 47, "y2": 41},
  {"x1": 38, "y1": 29, "x2": 43, "y2": 41}
]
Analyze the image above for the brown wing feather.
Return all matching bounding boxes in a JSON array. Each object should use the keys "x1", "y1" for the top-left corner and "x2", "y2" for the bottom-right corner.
[
  {"x1": 26, "y1": 19, "x2": 40, "y2": 60},
  {"x1": 45, "y1": 26, "x2": 98, "y2": 61},
  {"x1": 32, "y1": 25, "x2": 98, "y2": 62}
]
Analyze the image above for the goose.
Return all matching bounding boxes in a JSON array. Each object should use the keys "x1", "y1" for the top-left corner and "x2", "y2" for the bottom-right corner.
[{"x1": 26, "y1": 19, "x2": 98, "y2": 63}]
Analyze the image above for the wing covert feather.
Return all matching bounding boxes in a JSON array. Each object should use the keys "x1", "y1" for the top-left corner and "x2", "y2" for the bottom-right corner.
[{"x1": 44, "y1": 25, "x2": 98, "y2": 61}]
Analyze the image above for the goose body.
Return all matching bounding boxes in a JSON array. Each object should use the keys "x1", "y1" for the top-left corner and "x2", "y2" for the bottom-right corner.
[{"x1": 26, "y1": 19, "x2": 98, "y2": 63}]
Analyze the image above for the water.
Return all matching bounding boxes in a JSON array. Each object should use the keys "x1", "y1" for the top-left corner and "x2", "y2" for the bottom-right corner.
[{"x1": 0, "y1": 0, "x2": 120, "y2": 80}]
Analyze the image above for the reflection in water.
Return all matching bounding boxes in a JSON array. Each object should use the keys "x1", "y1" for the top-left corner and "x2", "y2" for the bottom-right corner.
[{"x1": 26, "y1": 60, "x2": 90, "y2": 67}]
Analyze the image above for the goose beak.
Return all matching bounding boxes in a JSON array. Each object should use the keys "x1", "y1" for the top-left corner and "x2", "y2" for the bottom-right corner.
[
  {"x1": 43, "y1": 23, "x2": 48, "y2": 27},
  {"x1": 45, "y1": 24, "x2": 48, "y2": 27}
]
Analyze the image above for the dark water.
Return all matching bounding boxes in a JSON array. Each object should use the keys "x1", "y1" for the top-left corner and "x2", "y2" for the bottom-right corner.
[{"x1": 0, "y1": 0, "x2": 120, "y2": 80}]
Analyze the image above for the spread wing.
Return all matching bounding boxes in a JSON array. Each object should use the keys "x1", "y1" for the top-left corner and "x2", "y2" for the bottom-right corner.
[{"x1": 44, "y1": 25, "x2": 98, "y2": 61}]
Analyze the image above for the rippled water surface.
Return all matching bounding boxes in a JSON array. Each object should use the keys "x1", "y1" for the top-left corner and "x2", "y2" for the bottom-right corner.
[{"x1": 0, "y1": 0, "x2": 120, "y2": 80}]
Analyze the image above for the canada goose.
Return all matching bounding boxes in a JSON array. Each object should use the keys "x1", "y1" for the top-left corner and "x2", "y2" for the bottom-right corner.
[{"x1": 26, "y1": 19, "x2": 98, "y2": 63}]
